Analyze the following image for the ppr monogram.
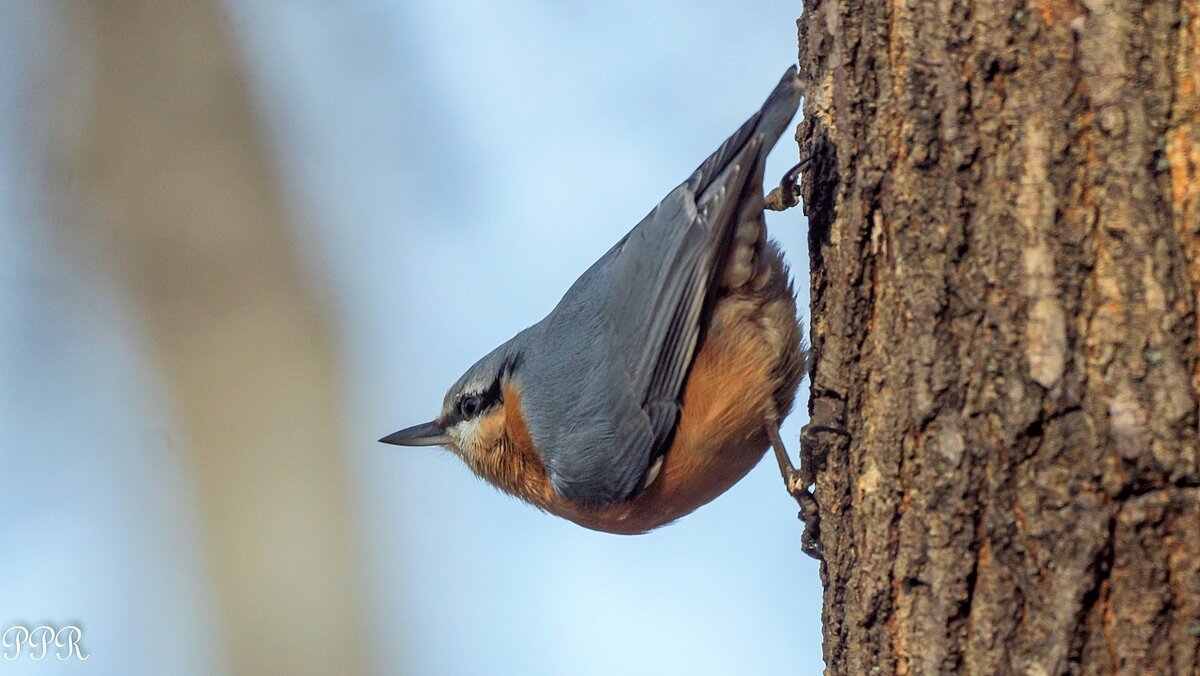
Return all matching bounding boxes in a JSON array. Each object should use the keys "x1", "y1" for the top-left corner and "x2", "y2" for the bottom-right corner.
[{"x1": 2, "y1": 625, "x2": 89, "y2": 661}]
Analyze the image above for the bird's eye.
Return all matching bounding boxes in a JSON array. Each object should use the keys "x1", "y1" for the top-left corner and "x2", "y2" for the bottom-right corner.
[{"x1": 458, "y1": 394, "x2": 482, "y2": 418}]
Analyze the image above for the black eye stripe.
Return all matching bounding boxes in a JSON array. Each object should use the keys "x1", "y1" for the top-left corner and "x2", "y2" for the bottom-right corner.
[
  {"x1": 500, "y1": 352, "x2": 522, "y2": 378},
  {"x1": 458, "y1": 394, "x2": 482, "y2": 417},
  {"x1": 448, "y1": 351, "x2": 521, "y2": 424},
  {"x1": 452, "y1": 374, "x2": 504, "y2": 423}
]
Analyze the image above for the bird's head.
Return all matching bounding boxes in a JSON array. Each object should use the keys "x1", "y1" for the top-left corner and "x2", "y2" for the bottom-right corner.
[{"x1": 381, "y1": 345, "x2": 548, "y2": 502}]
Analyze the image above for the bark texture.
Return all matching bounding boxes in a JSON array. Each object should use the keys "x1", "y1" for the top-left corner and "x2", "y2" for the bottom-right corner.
[{"x1": 795, "y1": 0, "x2": 1200, "y2": 671}]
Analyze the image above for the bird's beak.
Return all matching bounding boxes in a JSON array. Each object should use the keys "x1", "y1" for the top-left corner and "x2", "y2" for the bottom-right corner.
[{"x1": 379, "y1": 420, "x2": 449, "y2": 447}]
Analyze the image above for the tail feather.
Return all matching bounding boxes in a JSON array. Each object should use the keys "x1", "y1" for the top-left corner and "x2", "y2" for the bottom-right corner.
[{"x1": 685, "y1": 66, "x2": 802, "y2": 197}]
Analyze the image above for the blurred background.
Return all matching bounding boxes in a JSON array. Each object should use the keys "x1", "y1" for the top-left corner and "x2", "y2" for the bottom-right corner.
[{"x1": 0, "y1": 1, "x2": 820, "y2": 674}]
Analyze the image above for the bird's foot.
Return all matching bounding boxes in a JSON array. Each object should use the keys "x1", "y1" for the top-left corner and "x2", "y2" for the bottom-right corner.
[
  {"x1": 763, "y1": 157, "x2": 810, "y2": 212},
  {"x1": 767, "y1": 421, "x2": 807, "y2": 500},
  {"x1": 766, "y1": 419, "x2": 850, "y2": 561}
]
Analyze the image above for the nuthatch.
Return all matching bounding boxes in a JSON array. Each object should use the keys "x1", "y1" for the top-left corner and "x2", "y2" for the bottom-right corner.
[{"x1": 382, "y1": 67, "x2": 809, "y2": 534}]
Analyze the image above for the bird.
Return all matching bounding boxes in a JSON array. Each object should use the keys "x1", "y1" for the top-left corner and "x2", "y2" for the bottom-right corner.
[{"x1": 381, "y1": 67, "x2": 809, "y2": 535}]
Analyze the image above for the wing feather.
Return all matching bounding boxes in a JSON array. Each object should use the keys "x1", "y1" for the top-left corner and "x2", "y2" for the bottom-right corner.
[{"x1": 542, "y1": 68, "x2": 803, "y2": 504}]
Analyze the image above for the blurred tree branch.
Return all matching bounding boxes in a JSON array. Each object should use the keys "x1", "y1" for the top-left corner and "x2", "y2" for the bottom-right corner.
[{"x1": 60, "y1": 1, "x2": 368, "y2": 673}]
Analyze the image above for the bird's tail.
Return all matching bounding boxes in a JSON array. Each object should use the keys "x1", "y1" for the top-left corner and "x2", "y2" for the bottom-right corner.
[
  {"x1": 685, "y1": 66, "x2": 803, "y2": 197},
  {"x1": 752, "y1": 66, "x2": 803, "y2": 163},
  {"x1": 687, "y1": 67, "x2": 803, "y2": 293}
]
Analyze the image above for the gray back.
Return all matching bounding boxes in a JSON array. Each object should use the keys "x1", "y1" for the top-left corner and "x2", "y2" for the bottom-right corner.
[{"x1": 478, "y1": 68, "x2": 802, "y2": 505}]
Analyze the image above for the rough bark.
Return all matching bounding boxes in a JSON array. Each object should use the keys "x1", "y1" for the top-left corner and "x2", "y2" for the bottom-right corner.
[{"x1": 795, "y1": 0, "x2": 1200, "y2": 671}]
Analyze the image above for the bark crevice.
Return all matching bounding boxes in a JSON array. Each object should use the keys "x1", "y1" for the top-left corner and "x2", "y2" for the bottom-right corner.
[{"x1": 795, "y1": 0, "x2": 1200, "y2": 669}]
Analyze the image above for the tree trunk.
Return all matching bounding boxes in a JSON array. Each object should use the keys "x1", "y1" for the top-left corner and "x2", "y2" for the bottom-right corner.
[{"x1": 795, "y1": 0, "x2": 1200, "y2": 671}]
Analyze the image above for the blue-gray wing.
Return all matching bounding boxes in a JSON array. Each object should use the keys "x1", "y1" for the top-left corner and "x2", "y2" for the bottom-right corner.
[{"x1": 538, "y1": 68, "x2": 803, "y2": 505}]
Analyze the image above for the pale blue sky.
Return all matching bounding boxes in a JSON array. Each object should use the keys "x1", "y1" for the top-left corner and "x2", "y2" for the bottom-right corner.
[{"x1": 0, "y1": 2, "x2": 823, "y2": 674}]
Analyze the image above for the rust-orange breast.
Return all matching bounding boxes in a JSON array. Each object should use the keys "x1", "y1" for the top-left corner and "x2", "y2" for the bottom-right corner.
[
  {"x1": 470, "y1": 264, "x2": 802, "y2": 534},
  {"x1": 502, "y1": 288, "x2": 802, "y2": 534}
]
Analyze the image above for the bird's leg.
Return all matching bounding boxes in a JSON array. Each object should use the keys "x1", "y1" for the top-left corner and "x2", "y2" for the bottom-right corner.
[
  {"x1": 767, "y1": 419, "x2": 849, "y2": 560},
  {"x1": 763, "y1": 156, "x2": 811, "y2": 212},
  {"x1": 767, "y1": 421, "x2": 806, "y2": 498}
]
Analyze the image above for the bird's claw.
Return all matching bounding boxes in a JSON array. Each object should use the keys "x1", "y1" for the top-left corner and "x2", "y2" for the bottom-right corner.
[
  {"x1": 766, "y1": 419, "x2": 849, "y2": 561},
  {"x1": 763, "y1": 157, "x2": 810, "y2": 212}
]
